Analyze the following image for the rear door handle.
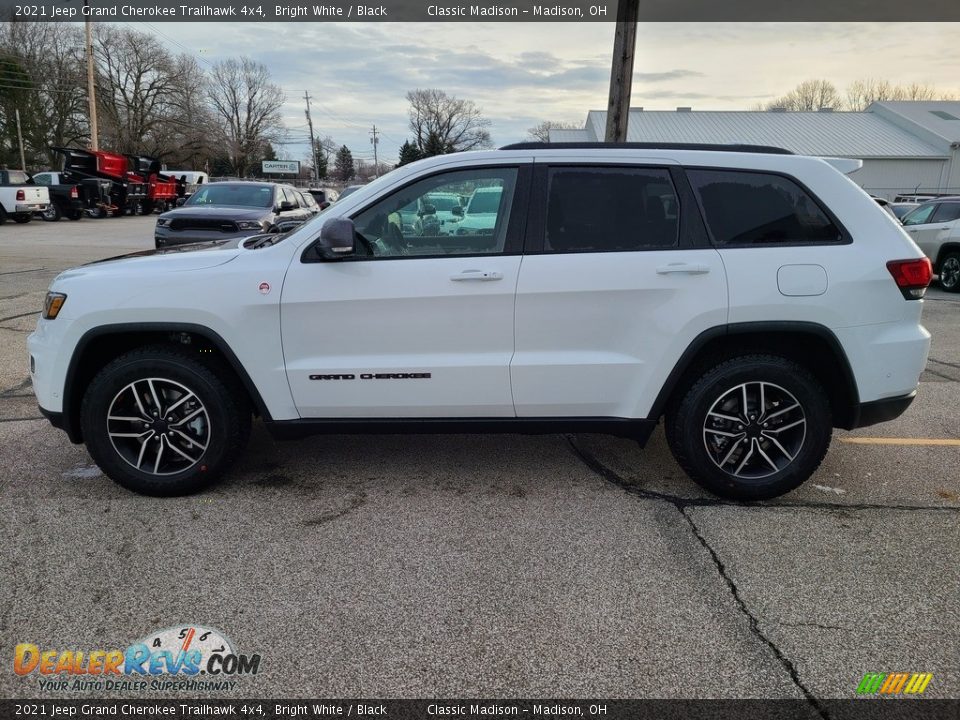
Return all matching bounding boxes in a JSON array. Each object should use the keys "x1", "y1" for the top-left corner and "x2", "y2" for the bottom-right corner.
[
  {"x1": 450, "y1": 270, "x2": 503, "y2": 281},
  {"x1": 656, "y1": 263, "x2": 710, "y2": 275}
]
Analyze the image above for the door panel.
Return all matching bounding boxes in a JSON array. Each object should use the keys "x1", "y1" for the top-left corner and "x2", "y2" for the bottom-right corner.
[
  {"x1": 511, "y1": 163, "x2": 728, "y2": 419},
  {"x1": 281, "y1": 164, "x2": 527, "y2": 418},
  {"x1": 281, "y1": 256, "x2": 521, "y2": 417}
]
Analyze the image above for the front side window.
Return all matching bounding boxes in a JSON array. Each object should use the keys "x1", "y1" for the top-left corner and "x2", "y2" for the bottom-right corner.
[
  {"x1": 544, "y1": 167, "x2": 679, "y2": 252},
  {"x1": 351, "y1": 167, "x2": 517, "y2": 258},
  {"x1": 902, "y1": 203, "x2": 937, "y2": 226},
  {"x1": 687, "y1": 169, "x2": 842, "y2": 246}
]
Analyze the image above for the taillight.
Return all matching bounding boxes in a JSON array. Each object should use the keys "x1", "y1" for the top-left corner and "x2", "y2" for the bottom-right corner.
[
  {"x1": 887, "y1": 258, "x2": 932, "y2": 299},
  {"x1": 70, "y1": 186, "x2": 79, "y2": 199},
  {"x1": 16, "y1": 189, "x2": 25, "y2": 201}
]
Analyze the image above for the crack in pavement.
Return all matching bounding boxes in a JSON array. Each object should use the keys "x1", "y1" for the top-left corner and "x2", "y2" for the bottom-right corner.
[
  {"x1": 0, "y1": 311, "x2": 37, "y2": 324},
  {"x1": 564, "y1": 435, "x2": 866, "y2": 717}
]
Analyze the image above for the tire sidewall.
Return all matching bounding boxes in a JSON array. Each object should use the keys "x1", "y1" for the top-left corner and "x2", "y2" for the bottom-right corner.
[
  {"x1": 674, "y1": 358, "x2": 831, "y2": 500},
  {"x1": 81, "y1": 354, "x2": 236, "y2": 496}
]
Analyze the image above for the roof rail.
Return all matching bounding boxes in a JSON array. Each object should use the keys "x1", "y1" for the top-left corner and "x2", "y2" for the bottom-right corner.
[{"x1": 499, "y1": 141, "x2": 794, "y2": 155}]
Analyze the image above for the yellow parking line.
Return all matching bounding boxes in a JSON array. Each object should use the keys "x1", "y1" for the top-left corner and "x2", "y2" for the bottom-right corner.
[{"x1": 841, "y1": 438, "x2": 960, "y2": 446}]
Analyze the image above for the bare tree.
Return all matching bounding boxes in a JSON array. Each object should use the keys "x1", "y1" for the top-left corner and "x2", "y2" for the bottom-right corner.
[
  {"x1": 406, "y1": 89, "x2": 492, "y2": 154},
  {"x1": 0, "y1": 22, "x2": 88, "y2": 168},
  {"x1": 526, "y1": 120, "x2": 580, "y2": 142},
  {"x1": 846, "y1": 78, "x2": 953, "y2": 111},
  {"x1": 95, "y1": 26, "x2": 181, "y2": 156},
  {"x1": 207, "y1": 58, "x2": 284, "y2": 176},
  {"x1": 764, "y1": 79, "x2": 843, "y2": 111}
]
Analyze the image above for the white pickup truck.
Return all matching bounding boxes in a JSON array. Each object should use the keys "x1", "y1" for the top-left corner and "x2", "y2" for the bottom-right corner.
[{"x1": 0, "y1": 169, "x2": 50, "y2": 224}]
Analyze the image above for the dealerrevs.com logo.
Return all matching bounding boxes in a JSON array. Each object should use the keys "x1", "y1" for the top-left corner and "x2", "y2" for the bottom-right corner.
[{"x1": 13, "y1": 625, "x2": 262, "y2": 692}]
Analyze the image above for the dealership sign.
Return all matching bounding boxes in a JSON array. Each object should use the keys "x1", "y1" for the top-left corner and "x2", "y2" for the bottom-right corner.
[{"x1": 262, "y1": 160, "x2": 300, "y2": 175}]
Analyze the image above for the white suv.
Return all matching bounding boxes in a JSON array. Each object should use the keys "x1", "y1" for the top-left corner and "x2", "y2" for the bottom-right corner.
[{"x1": 28, "y1": 143, "x2": 932, "y2": 499}]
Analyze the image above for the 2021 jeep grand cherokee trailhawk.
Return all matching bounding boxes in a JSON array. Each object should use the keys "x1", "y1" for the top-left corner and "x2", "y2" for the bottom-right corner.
[{"x1": 28, "y1": 143, "x2": 932, "y2": 499}]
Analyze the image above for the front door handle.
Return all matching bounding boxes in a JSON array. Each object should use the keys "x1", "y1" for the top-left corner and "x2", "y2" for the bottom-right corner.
[
  {"x1": 656, "y1": 263, "x2": 710, "y2": 275},
  {"x1": 450, "y1": 270, "x2": 503, "y2": 281}
]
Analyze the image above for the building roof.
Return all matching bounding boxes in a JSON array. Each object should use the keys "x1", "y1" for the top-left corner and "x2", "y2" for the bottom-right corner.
[
  {"x1": 575, "y1": 110, "x2": 948, "y2": 159},
  {"x1": 868, "y1": 101, "x2": 960, "y2": 145}
]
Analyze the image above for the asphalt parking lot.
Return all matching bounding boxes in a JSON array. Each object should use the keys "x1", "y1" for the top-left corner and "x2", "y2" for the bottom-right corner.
[{"x1": 1, "y1": 216, "x2": 958, "y2": 701}]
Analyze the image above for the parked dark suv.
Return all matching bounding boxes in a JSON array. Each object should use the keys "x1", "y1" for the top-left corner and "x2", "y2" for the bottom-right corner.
[{"x1": 154, "y1": 182, "x2": 312, "y2": 248}]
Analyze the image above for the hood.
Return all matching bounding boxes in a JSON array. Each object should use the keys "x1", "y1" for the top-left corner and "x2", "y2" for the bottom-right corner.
[
  {"x1": 55, "y1": 239, "x2": 242, "y2": 281},
  {"x1": 158, "y1": 205, "x2": 271, "y2": 221}
]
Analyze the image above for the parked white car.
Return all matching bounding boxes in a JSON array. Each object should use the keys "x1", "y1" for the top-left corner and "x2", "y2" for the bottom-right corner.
[
  {"x1": 0, "y1": 169, "x2": 49, "y2": 224},
  {"x1": 901, "y1": 198, "x2": 960, "y2": 292},
  {"x1": 29, "y1": 143, "x2": 931, "y2": 499}
]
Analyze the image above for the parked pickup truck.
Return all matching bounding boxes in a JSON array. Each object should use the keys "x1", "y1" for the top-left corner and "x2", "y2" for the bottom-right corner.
[
  {"x1": 32, "y1": 171, "x2": 91, "y2": 221},
  {"x1": 0, "y1": 169, "x2": 49, "y2": 224}
]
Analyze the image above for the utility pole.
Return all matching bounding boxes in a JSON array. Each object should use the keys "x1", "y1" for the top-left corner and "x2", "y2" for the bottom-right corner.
[
  {"x1": 15, "y1": 109, "x2": 26, "y2": 171},
  {"x1": 84, "y1": 0, "x2": 99, "y2": 150},
  {"x1": 604, "y1": 0, "x2": 639, "y2": 142},
  {"x1": 303, "y1": 91, "x2": 321, "y2": 184},
  {"x1": 369, "y1": 125, "x2": 380, "y2": 177}
]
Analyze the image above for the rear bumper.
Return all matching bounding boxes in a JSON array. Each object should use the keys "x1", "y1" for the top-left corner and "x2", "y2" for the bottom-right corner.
[
  {"x1": 18, "y1": 203, "x2": 48, "y2": 212},
  {"x1": 850, "y1": 391, "x2": 916, "y2": 429}
]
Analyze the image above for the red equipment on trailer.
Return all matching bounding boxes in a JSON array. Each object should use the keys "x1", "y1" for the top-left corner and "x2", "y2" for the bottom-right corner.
[
  {"x1": 51, "y1": 147, "x2": 147, "y2": 217},
  {"x1": 126, "y1": 155, "x2": 179, "y2": 214}
]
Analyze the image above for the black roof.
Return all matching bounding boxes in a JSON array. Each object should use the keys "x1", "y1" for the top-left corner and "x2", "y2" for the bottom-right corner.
[{"x1": 499, "y1": 141, "x2": 794, "y2": 155}]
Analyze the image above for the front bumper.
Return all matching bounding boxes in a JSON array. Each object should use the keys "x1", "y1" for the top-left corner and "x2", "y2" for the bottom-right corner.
[{"x1": 155, "y1": 228, "x2": 263, "y2": 247}]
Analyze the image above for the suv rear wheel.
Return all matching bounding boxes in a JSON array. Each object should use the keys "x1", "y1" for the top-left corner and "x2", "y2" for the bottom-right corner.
[
  {"x1": 666, "y1": 355, "x2": 831, "y2": 500},
  {"x1": 80, "y1": 347, "x2": 251, "y2": 496},
  {"x1": 938, "y1": 251, "x2": 960, "y2": 292}
]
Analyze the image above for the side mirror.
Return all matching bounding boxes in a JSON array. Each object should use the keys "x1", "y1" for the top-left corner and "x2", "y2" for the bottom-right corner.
[
  {"x1": 452, "y1": 206, "x2": 464, "y2": 217},
  {"x1": 279, "y1": 201, "x2": 295, "y2": 211},
  {"x1": 419, "y1": 203, "x2": 437, "y2": 217},
  {"x1": 317, "y1": 218, "x2": 356, "y2": 258},
  {"x1": 319, "y1": 201, "x2": 331, "y2": 210}
]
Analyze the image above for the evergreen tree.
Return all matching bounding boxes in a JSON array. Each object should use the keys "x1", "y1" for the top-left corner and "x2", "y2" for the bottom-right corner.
[
  {"x1": 397, "y1": 139, "x2": 422, "y2": 167},
  {"x1": 334, "y1": 145, "x2": 355, "y2": 181},
  {"x1": 421, "y1": 130, "x2": 452, "y2": 158}
]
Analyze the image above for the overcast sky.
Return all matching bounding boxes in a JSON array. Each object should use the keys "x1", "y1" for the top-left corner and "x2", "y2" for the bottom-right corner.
[{"x1": 131, "y1": 22, "x2": 960, "y2": 166}]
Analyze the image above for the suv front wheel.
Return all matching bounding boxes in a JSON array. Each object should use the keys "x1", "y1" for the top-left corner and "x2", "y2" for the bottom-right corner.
[
  {"x1": 80, "y1": 347, "x2": 250, "y2": 496},
  {"x1": 666, "y1": 355, "x2": 831, "y2": 500}
]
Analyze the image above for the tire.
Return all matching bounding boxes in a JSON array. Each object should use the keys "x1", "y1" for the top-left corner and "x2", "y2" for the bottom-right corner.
[
  {"x1": 90, "y1": 206, "x2": 108, "y2": 219},
  {"x1": 938, "y1": 252, "x2": 960, "y2": 293},
  {"x1": 41, "y1": 203, "x2": 62, "y2": 222},
  {"x1": 0, "y1": 207, "x2": 7, "y2": 225},
  {"x1": 665, "y1": 355, "x2": 832, "y2": 501},
  {"x1": 66, "y1": 210, "x2": 83, "y2": 221},
  {"x1": 139, "y1": 200, "x2": 154, "y2": 216},
  {"x1": 80, "y1": 346, "x2": 251, "y2": 496},
  {"x1": 13, "y1": 213, "x2": 31, "y2": 224}
]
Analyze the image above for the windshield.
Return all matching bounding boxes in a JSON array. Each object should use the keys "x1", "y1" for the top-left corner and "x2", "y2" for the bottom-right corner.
[
  {"x1": 186, "y1": 184, "x2": 274, "y2": 208},
  {"x1": 425, "y1": 194, "x2": 461, "y2": 211},
  {"x1": 467, "y1": 189, "x2": 502, "y2": 214}
]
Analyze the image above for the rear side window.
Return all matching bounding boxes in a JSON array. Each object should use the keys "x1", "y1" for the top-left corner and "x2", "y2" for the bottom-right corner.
[
  {"x1": 932, "y1": 203, "x2": 960, "y2": 223},
  {"x1": 687, "y1": 169, "x2": 842, "y2": 246},
  {"x1": 544, "y1": 167, "x2": 679, "y2": 252}
]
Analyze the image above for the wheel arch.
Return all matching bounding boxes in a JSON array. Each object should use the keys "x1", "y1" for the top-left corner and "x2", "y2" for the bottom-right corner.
[
  {"x1": 61, "y1": 323, "x2": 271, "y2": 443},
  {"x1": 650, "y1": 322, "x2": 861, "y2": 430}
]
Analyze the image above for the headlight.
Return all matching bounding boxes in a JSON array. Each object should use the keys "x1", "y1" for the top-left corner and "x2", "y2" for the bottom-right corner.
[
  {"x1": 43, "y1": 292, "x2": 67, "y2": 320},
  {"x1": 156, "y1": 218, "x2": 170, "y2": 227},
  {"x1": 237, "y1": 220, "x2": 265, "y2": 230}
]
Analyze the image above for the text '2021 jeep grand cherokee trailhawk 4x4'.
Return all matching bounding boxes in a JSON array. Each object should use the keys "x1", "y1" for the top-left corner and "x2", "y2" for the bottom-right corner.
[{"x1": 28, "y1": 143, "x2": 932, "y2": 499}]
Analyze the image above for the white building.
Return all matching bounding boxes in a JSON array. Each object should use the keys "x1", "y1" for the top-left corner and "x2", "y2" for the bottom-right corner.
[{"x1": 551, "y1": 102, "x2": 960, "y2": 199}]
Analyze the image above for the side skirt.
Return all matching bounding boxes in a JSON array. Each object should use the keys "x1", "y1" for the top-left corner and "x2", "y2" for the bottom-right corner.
[{"x1": 264, "y1": 417, "x2": 657, "y2": 446}]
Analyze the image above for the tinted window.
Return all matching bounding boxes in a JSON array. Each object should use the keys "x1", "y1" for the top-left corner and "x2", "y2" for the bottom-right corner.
[
  {"x1": 352, "y1": 167, "x2": 517, "y2": 258},
  {"x1": 902, "y1": 203, "x2": 936, "y2": 226},
  {"x1": 687, "y1": 169, "x2": 842, "y2": 246},
  {"x1": 33, "y1": 173, "x2": 52, "y2": 186},
  {"x1": 186, "y1": 184, "x2": 274, "y2": 208},
  {"x1": 281, "y1": 187, "x2": 299, "y2": 207},
  {"x1": 544, "y1": 167, "x2": 678, "y2": 252},
  {"x1": 931, "y1": 203, "x2": 960, "y2": 223}
]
